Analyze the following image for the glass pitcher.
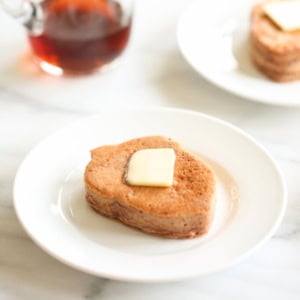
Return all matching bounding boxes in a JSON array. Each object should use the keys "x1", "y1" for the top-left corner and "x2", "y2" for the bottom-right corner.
[{"x1": 1, "y1": 0, "x2": 134, "y2": 75}]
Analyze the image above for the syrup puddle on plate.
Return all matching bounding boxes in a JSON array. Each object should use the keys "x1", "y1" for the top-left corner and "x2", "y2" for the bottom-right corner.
[{"x1": 57, "y1": 154, "x2": 239, "y2": 256}]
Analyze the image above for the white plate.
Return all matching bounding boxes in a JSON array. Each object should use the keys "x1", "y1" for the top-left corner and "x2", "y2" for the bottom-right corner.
[
  {"x1": 14, "y1": 108, "x2": 286, "y2": 282},
  {"x1": 177, "y1": 0, "x2": 300, "y2": 106}
]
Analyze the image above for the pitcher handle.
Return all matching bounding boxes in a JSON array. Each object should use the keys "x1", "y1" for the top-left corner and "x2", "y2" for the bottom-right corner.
[{"x1": 0, "y1": 0, "x2": 43, "y2": 35}]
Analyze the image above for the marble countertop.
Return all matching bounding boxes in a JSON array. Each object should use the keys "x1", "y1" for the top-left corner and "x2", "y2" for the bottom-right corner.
[{"x1": 0, "y1": 0, "x2": 300, "y2": 299}]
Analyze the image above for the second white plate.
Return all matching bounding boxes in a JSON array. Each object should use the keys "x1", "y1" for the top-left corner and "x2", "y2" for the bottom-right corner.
[
  {"x1": 14, "y1": 108, "x2": 286, "y2": 282},
  {"x1": 177, "y1": 0, "x2": 300, "y2": 106}
]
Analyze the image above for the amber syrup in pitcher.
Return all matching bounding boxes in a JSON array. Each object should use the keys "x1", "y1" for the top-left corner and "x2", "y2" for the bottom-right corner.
[{"x1": 28, "y1": 0, "x2": 131, "y2": 74}]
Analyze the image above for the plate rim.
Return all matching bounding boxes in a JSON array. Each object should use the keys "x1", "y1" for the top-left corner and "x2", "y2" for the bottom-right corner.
[
  {"x1": 177, "y1": 0, "x2": 300, "y2": 107},
  {"x1": 13, "y1": 107, "x2": 288, "y2": 282}
]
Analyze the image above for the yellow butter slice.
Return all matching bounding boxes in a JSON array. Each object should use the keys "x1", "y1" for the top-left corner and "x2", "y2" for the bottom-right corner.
[
  {"x1": 264, "y1": 0, "x2": 300, "y2": 31},
  {"x1": 126, "y1": 148, "x2": 176, "y2": 187}
]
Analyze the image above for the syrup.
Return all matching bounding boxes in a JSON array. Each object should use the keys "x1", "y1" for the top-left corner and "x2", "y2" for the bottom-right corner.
[{"x1": 28, "y1": 0, "x2": 131, "y2": 73}]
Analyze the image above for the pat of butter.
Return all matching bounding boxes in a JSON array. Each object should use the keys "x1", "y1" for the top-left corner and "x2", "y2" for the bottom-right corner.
[
  {"x1": 263, "y1": 0, "x2": 300, "y2": 31},
  {"x1": 126, "y1": 148, "x2": 176, "y2": 187}
]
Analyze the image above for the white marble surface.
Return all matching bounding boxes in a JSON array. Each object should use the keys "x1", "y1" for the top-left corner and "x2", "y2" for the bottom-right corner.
[{"x1": 0, "y1": 0, "x2": 300, "y2": 299}]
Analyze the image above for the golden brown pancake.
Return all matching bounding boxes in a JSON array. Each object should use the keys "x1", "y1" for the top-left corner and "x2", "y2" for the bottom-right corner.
[
  {"x1": 250, "y1": 2, "x2": 300, "y2": 82},
  {"x1": 84, "y1": 136, "x2": 216, "y2": 239}
]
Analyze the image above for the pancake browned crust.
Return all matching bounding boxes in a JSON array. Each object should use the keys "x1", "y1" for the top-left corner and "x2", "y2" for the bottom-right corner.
[
  {"x1": 84, "y1": 136, "x2": 216, "y2": 239},
  {"x1": 250, "y1": 2, "x2": 300, "y2": 82}
]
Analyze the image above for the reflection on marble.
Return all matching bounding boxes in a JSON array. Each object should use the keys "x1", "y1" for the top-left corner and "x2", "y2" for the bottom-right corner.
[{"x1": 0, "y1": 0, "x2": 300, "y2": 299}]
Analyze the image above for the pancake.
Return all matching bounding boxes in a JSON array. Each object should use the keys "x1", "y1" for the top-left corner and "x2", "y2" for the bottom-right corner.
[
  {"x1": 250, "y1": 1, "x2": 300, "y2": 82},
  {"x1": 84, "y1": 136, "x2": 216, "y2": 239}
]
